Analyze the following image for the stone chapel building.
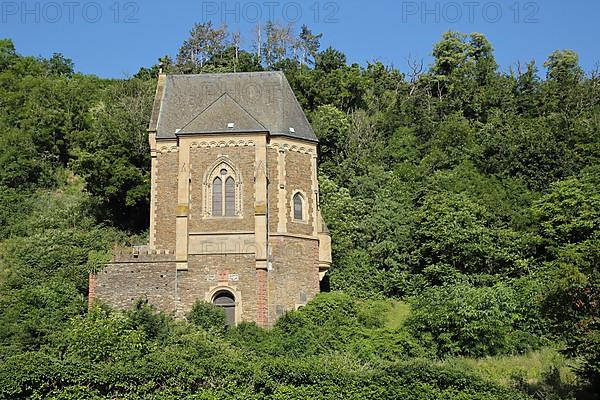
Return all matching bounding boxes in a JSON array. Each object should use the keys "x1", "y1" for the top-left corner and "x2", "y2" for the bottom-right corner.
[{"x1": 89, "y1": 72, "x2": 332, "y2": 327}]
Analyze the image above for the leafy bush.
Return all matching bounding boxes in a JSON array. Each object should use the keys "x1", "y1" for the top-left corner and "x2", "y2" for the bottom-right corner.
[
  {"x1": 60, "y1": 306, "x2": 149, "y2": 363},
  {"x1": 356, "y1": 300, "x2": 392, "y2": 328},
  {"x1": 407, "y1": 283, "x2": 539, "y2": 357},
  {"x1": 291, "y1": 292, "x2": 358, "y2": 327},
  {"x1": 126, "y1": 300, "x2": 173, "y2": 342},
  {"x1": 187, "y1": 300, "x2": 226, "y2": 331}
]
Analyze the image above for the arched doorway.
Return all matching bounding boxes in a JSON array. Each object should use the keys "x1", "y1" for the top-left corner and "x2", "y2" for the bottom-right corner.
[{"x1": 212, "y1": 290, "x2": 236, "y2": 327}]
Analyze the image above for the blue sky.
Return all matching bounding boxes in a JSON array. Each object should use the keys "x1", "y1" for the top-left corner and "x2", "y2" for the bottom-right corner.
[{"x1": 2, "y1": 0, "x2": 599, "y2": 78}]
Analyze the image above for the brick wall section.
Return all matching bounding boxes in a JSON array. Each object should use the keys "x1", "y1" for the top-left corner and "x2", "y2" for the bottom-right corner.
[
  {"x1": 256, "y1": 269, "x2": 268, "y2": 326},
  {"x1": 154, "y1": 151, "x2": 178, "y2": 249},
  {"x1": 94, "y1": 255, "x2": 178, "y2": 313},
  {"x1": 95, "y1": 252, "x2": 263, "y2": 322},
  {"x1": 181, "y1": 254, "x2": 258, "y2": 321},
  {"x1": 268, "y1": 236, "x2": 320, "y2": 324},
  {"x1": 189, "y1": 146, "x2": 256, "y2": 232},
  {"x1": 285, "y1": 151, "x2": 314, "y2": 236},
  {"x1": 267, "y1": 147, "x2": 279, "y2": 233}
]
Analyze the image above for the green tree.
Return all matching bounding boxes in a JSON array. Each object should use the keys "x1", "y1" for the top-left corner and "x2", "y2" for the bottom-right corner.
[
  {"x1": 71, "y1": 78, "x2": 154, "y2": 230},
  {"x1": 407, "y1": 283, "x2": 530, "y2": 357}
]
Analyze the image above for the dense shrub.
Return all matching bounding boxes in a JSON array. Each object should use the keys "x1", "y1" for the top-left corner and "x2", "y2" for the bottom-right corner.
[
  {"x1": 407, "y1": 283, "x2": 542, "y2": 357},
  {"x1": 187, "y1": 300, "x2": 227, "y2": 332}
]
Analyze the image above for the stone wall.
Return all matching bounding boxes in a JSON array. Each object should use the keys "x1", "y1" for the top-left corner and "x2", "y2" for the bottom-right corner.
[
  {"x1": 179, "y1": 253, "x2": 258, "y2": 321},
  {"x1": 94, "y1": 236, "x2": 320, "y2": 326},
  {"x1": 268, "y1": 236, "x2": 320, "y2": 324},
  {"x1": 93, "y1": 252, "x2": 259, "y2": 321},
  {"x1": 285, "y1": 150, "x2": 314, "y2": 236},
  {"x1": 93, "y1": 251, "x2": 178, "y2": 313},
  {"x1": 96, "y1": 136, "x2": 327, "y2": 327},
  {"x1": 154, "y1": 151, "x2": 178, "y2": 250},
  {"x1": 189, "y1": 145, "x2": 256, "y2": 233}
]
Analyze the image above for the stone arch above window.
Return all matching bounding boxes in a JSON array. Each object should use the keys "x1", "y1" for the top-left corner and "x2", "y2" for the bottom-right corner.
[
  {"x1": 203, "y1": 157, "x2": 243, "y2": 217},
  {"x1": 205, "y1": 286, "x2": 241, "y2": 327}
]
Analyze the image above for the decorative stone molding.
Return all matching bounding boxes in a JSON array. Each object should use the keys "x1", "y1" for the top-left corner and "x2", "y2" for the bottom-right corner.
[
  {"x1": 205, "y1": 285, "x2": 243, "y2": 325},
  {"x1": 269, "y1": 141, "x2": 316, "y2": 155},
  {"x1": 190, "y1": 139, "x2": 256, "y2": 149},
  {"x1": 157, "y1": 144, "x2": 179, "y2": 154},
  {"x1": 149, "y1": 146, "x2": 158, "y2": 250},
  {"x1": 277, "y1": 146, "x2": 287, "y2": 233}
]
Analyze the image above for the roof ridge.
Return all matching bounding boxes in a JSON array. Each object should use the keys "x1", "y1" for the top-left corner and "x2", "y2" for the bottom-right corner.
[
  {"x1": 167, "y1": 71, "x2": 284, "y2": 78},
  {"x1": 178, "y1": 93, "x2": 228, "y2": 132},
  {"x1": 178, "y1": 92, "x2": 267, "y2": 134},
  {"x1": 224, "y1": 92, "x2": 269, "y2": 131}
]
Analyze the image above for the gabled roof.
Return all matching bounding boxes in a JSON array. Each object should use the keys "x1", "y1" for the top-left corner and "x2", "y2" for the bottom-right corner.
[
  {"x1": 178, "y1": 93, "x2": 267, "y2": 134},
  {"x1": 149, "y1": 71, "x2": 317, "y2": 142}
]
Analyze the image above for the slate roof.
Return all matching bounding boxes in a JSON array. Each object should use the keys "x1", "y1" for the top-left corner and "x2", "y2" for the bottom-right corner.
[{"x1": 149, "y1": 71, "x2": 317, "y2": 142}]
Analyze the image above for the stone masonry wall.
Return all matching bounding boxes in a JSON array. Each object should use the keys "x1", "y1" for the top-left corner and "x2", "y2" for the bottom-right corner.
[
  {"x1": 268, "y1": 236, "x2": 320, "y2": 324},
  {"x1": 189, "y1": 146, "x2": 256, "y2": 233},
  {"x1": 267, "y1": 147, "x2": 279, "y2": 233},
  {"x1": 285, "y1": 150, "x2": 314, "y2": 236},
  {"x1": 94, "y1": 252, "x2": 177, "y2": 313},
  {"x1": 94, "y1": 252, "x2": 259, "y2": 322},
  {"x1": 96, "y1": 138, "x2": 324, "y2": 326},
  {"x1": 179, "y1": 253, "x2": 258, "y2": 322},
  {"x1": 154, "y1": 151, "x2": 178, "y2": 250}
]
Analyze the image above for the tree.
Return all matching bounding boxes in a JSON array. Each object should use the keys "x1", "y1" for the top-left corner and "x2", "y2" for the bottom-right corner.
[
  {"x1": 542, "y1": 50, "x2": 585, "y2": 115},
  {"x1": 431, "y1": 31, "x2": 469, "y2": 77},
  {"x1": 71, "y1": 78, "x2": 154, "y2": 230},
  {"x1": 0, "y1": 127, "x2": 43, "y2": 188},
  {"x1": 311, "y1": 105, "x2": 350, "y2": 163},
  {"x1": 176, "y1": 22, "x2": 228, "y2": 72},
  {"x1": 534, "y1": 175, "x2": 600, "y2": 386},
  {"x1": 407, "y1": 283, "x2": 529, "y2": 357},
  {"x1": 299, "y1": 25, "x2": 322, "y2": 66},
  {"x1": 0, "y1": 38, "x2": 17, "y2": 71},
  {"x1": 315, "y1": 47, "x2": 346, "y2": 73},
  {"x1": 544, "y1": 50, "x2": 583, "y2": 85},
  {"x1": 44, "y1": 53, "x2": 74, "y2": 76}
]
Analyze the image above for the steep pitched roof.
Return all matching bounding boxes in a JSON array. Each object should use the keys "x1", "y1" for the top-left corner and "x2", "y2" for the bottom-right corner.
[
  {"x1": 178, "y1": 93, "x2": 267, "y2": 134},
  {"x1": 150, "y1": 71, "x2": 317, "y2": 142}
]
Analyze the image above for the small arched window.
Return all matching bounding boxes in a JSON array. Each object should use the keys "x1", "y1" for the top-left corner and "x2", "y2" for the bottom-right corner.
[
  {"x1": 212, "y1": 177, "x2": 222, "y2": 216},
  {"x1": 212, "y1": 290, "x2": 236, "y2": 327},
  {"x1": 293, "y1": 192, "x2": 304, "y2": 221},
  {"x1": 225, "y1": 177, "x2": 235, "y2": 216}
]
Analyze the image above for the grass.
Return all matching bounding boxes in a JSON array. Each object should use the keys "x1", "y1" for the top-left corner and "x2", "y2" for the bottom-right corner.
[
  {"x1": 441, "y1": 347, "x2": 581, "y2": 398},
  {"x1": 385, "y1": 301, "x2": 411, "y2": 330},
  {"x1": 375, "y1": 301, "x2": 585, "y2": 398}
]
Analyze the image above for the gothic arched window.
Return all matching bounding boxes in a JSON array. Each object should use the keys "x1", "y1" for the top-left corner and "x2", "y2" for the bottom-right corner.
[
  {"x1": 225, "y1": 177, "x2": 235, "y2": 216},
  {"x1": 293, "y1": 192, "x2": 304, "y2": 221},
  {"x1": 212, "y1": 177, "x2": 223, "y2": 216},
  {"x1": 205, "y1": 157, "x2": 242, "y2": 218}
]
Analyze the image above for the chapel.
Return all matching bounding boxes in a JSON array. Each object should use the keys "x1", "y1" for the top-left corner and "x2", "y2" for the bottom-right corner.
[{"x1": 89, "y1": 72, "x2": 332, "y2": 327}]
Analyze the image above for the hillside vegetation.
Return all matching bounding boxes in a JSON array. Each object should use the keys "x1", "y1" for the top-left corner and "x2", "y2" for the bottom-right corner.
[{"x1": 0, "y1": 25, "x2": 598, "y2": 399}]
